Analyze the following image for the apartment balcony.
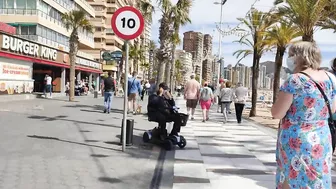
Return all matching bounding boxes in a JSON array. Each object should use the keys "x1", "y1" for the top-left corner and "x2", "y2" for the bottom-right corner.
[
  {"x1": 89, "y1": 0, "x2": 107, "y2": 7},
  {"x1": 74, "y1": 0, "x2": 96, "y2": 17},
  {"x1": 19, "y1": 35, "x2": 95, "y2": 61},
  {"x1": 106, "y1": 2, "x2": 118, "y2": 9},
  {"x1": 95, "y1": 10, "x2": 107, "y2": 18},
  {"x1": 94, "y1": 42, "x2": 107, "y2": 50},
  {"x1": 0, "y1": 8, "x2": 94, "y2": 49},
  {"x1": 106, "y1": 35, "x2": 124, "y2": 47},
  {"x1": 94, "y1": 32, "x2": 106, "y2": 39},
  {"x1": 91, "y1": 18, "x2": 106, "y2": 28}
]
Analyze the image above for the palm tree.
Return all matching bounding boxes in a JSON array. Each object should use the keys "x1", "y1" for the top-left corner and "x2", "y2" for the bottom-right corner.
[
  {"x1": 234, "y1": 9, "x2": 274, "y2": 117},
  {"x1": 275, "y1": 0, "x2": 330, "y2": 42},
  {"x1": 263, "y1": 22, "x2": 301, "y2": 103},
  {"x1": 319, "y1": 2, "x2": 336, "y2": 32},
  {"x1": 148, "y1": 40, "x2": 157, "y2": 80},
  {"x1": 166, "y1": 0, "x2": 192, "y2": 89},
  {"x1": 129, "y1": 44, "x2": 145, "y2": 74},
  {"x1": 138, "y1": 0, "x2": 155, "y2": 22},
  {"x1": 140, "y1": 62, "x2": 150, "y2": 79},
  {"x1": 156, "y1": 0, "x2": 173, "y2": 86},
  {"x1": 62, "y1": 10, "x2": 93, "y2": 101},
  {"x1": 175, "y1": 59, "x2": 183, "y2": 85},
  {"x1": 156, "y1": 0, "x2": 192, "y2": 86}
]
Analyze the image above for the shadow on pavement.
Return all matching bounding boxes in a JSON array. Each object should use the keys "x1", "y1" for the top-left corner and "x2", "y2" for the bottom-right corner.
[
  {"x1": 27, "y1": 135, "x2": 120, "y2": 152},
  {"x1": 27, "y1": 115, "x2": 146, "y2": 132}
]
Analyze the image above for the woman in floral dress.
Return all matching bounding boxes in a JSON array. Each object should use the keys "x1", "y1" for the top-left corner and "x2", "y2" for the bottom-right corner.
[{"x1": 271, "y1": 41, "x2": 336, "y2": 189}]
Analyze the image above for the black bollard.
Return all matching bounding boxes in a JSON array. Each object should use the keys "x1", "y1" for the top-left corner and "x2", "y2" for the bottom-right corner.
[
  {"x1": 94, "y1": 91, "x2": 98, "y2": 98},
  {"x1": 120, "y1": 119, "x2": 134, "y2": 146}
]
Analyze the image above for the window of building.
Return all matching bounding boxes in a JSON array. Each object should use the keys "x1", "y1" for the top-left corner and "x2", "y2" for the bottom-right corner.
[
  {"x1": 0, "y1": 0, "x2": 3, "y2": 9},
  {"x1": 93, "y1": 6, "x2": 103, "y2": 11},
  {"x1": 95, "y1": 27, "x2": 102, "y2": 32},
  {"x1": 21, "y1": 26, "x2": 29, "y2": 35},
  {"x1": 16, "y1": 0, "x2": 25, "y2": 9},
  {"x1": 94, "y1": 38, "x2": 101, "y2": 42},
  {"x1": 28, "y1": 25, "x2": 36, "y2": 35},
  {"x1": 5, "y1": 0, "x2": 14, "y2": 8}
]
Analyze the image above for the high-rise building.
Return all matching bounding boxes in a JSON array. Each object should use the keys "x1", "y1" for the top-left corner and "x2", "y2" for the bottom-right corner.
[
  {"x1": 265, "y1": 76, "x2": 271, "y2": 90},
  {"x1": 232, "y1": 70, "x2": 240, "y2": 85},
  {"x1": 0, "y1": 0, "x2": 103, "y2": 94},
  {"x1": 86, "y1": 0, "x2": 133, "y2": 75},
  {"x1": 0, "y1": 0, "x2": 95, "y2": 56},
  {"x1": 244, "y1": 67, "x2": 251, "y2": 88},
  {"x1": 175, "y1": 50, "x2": 193, "y2": 84},
  {"x1": 202, "y1": 34, "x2": 212, "y2": 82},
  {"x1": 183, "y1": 31, "x2": 203, "y2": 78},
  {"x1": 210, "y1": 56, "x2": 219, "y2": 83},
  {"x1": 262, "y1": 65, "x2": 267, "y2": 88}
]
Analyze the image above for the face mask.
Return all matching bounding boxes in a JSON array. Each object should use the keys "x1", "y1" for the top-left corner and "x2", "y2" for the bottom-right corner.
[{"x1": 287, "y1": 56, "x2": 296, "y2": 71}]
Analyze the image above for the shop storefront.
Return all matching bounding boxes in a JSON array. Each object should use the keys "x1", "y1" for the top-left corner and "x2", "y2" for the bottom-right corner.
[{"x1": 0, "y1": 31, "x2": 102, "y2": 95}]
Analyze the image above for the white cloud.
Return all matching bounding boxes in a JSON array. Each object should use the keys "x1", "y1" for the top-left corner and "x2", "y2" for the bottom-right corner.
[{"x1": 150, "y1": 0, "x2": 336, "y2": 68}]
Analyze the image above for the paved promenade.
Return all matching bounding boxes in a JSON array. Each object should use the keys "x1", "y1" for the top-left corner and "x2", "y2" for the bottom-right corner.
[
  {"x1": 171, "y1": 99, "x2": 336, "y2": 189},
  {"x1": 0, "y1": 95, "x2": 335, "y2": 189},
  {"x1": 0, "y1": 96, "x2": 161, "y2": 189}
]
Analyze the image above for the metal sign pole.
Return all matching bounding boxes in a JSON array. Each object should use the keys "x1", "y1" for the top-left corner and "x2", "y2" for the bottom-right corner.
[{"x1": 122, "y1": 41, "x2": 129, "y2": 152}]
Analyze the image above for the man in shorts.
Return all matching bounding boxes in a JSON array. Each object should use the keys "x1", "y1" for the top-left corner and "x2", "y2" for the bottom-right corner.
[
  {"x1": 184, "y1": 73, "x2": 200, "y2": 120},
  {"x1": 127, "y1": 71, "x2": 142, "y2": 115}
]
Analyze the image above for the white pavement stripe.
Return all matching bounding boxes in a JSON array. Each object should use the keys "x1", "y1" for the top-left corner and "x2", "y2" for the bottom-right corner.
[{"x1": 173, "y1": 100, "x2": 277, "y2": 189}]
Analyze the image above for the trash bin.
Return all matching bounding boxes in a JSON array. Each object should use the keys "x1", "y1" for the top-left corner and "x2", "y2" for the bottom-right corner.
[
  {"x1": 120, "y1": 119, "x2": 134, "y2": 146},
  {"x1": 94, "y1": 91, "x2": 98, "y2": 98}
]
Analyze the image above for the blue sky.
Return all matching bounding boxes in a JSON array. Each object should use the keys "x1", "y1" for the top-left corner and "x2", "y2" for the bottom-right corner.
[{"x1": 150, "y1": 0, "x2": 336, "y2": 68}]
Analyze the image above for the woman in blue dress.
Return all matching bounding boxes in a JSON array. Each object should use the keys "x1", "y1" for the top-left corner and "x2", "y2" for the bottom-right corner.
[{"x1": 271, "y1": 41, "x2": 336, "y2": 189}]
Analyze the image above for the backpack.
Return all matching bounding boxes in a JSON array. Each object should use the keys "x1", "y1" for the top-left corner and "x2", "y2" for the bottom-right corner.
[{"x1": 200, "y1": 88, "x2": 211, "y2": 101}]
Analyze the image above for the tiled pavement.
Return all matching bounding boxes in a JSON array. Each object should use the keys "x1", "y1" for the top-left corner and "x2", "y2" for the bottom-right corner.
[{"x1": 172, "y1": 100, "x2": 336, "y2": 189}]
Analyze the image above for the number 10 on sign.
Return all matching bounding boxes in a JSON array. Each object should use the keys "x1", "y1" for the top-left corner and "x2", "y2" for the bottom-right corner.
[{"x1": 111, "y1": 6, "x2": 144, "y2": 152}]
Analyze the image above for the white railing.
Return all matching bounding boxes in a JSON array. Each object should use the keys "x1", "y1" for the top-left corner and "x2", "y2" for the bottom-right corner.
[
  {"x1": 0, "y1": 8, "x2": 94, "y2": 46},
  {"x1": 75, "y1": 0, "x2": 95, "y2": 15}
]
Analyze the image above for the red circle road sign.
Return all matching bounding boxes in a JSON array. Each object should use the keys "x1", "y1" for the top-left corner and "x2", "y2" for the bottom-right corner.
[{"x1": 111, "y1": 6, "x2": 145, "y2": 40}]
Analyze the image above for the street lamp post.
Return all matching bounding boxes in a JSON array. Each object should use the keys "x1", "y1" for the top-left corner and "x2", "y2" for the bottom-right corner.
[{"x1": 214, "y1": 0, "x2": 227, "y2": 82}]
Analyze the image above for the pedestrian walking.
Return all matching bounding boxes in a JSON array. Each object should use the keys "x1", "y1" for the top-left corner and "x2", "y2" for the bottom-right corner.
[
  {"x1": 145, "y1": 81, "x2": 151, "y2": 95},
  {"x1": 219, "y1": 81, "x2": 234, "y2": 123},
  {"x1": 184, "y1": 73, "x2": 200, "y2": 120},
  {"x1": 127, "y1": 71, "x2": 142, "y2": 115},
  {"x1": 233, "y1": 82, "x2": 248, "y2": 123},
  {"x1": 215, "y1": 79, "x2": 225, "y2": 113},
  {"x1": 44, "y1": 74, "x2": 52, "y2": 98},
  {"x1": 102, "y1": 72, "x2": 116, "y2": 114},
  {"x1": 271, "y1": 41, "x2": 335, "y2": 189},
  {"x1": 199, "y1": 82, "x2": 214, "y2": 122}
]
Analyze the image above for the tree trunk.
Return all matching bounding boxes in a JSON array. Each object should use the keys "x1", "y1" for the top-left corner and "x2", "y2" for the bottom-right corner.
[
  {"x1": 69, "y1": 33, "x2": 79, "y2": 102},
  {"x1": 273, "y1": 47, "x2": 285, "y2": 103},
  {"x1": 249, "y1": 42, "x2": 260, "y2": 117},
  {"x1": 165, "y1": 57, "x2": 171, "y2": 85},
  {"x1": 156, "y1": 16, "x2": 170, "y2": 88},
  {"x1": 169, "y1": 44, "x2": 177, "y2": 91},
  {"x1": 302, "y1": 32, "x2": 314, "y2": 42}
]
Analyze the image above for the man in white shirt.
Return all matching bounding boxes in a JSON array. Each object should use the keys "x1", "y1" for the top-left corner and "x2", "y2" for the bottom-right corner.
[
  {"x1": 44, "y1": 74, "x2": 52, "y2": 98},
  {"x1": 234, "y1": 82, "x2": 248, "y2": 123}
]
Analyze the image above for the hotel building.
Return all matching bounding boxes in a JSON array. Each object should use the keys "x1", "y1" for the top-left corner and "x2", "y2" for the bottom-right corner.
[{"x1": 0, "y1": 1, "x2": 102, "y2": 95}]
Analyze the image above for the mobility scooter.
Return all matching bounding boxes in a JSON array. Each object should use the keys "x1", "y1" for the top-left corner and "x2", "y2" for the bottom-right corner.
[{"x1": 143, "y1": 94, "x2": 189, "y2": 150}]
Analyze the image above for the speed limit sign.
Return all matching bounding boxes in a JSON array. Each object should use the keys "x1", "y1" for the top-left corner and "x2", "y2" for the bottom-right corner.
[{"x1": 111, "y1": 6, "x2": 145, "y2": 40}]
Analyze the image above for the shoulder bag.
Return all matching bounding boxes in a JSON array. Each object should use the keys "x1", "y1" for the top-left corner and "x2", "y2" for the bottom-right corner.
[{"x1": 300, "y1": 72, "x2": 336, "y2": 152}]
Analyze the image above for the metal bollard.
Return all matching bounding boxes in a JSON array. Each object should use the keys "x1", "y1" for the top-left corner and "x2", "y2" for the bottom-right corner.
[
  {"x1": 94, "y1": 91, "x2": 98, "y2": 98},
  {"x1": 120, "y1": 119, "x2": 134, "y2": 146}
]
